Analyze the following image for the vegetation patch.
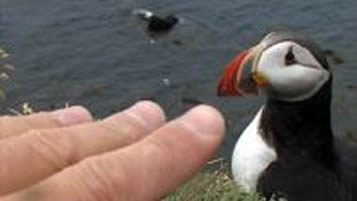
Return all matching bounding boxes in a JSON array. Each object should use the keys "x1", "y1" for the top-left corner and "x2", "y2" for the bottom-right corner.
[{"x1": 164, "y1": 161, "x2": 265, "y2": 201}]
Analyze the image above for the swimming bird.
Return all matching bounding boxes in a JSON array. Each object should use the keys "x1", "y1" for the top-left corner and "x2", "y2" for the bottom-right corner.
[
  {"x1": 217, "y1": 31, "x2": 357, "y2": 201},
  {"x1": 132, "y1": 9, "x2": 179, "y2": 32}
]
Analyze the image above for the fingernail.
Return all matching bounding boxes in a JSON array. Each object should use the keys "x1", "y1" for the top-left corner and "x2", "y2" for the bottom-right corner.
[
  {"x1": 179, "y1": 105, "x2": 225, "y2": 136},
  {"x1": 53, "y1": 106, "x2": 93, "y2": 126},
  {"x1": 123, "y1": 101, "x2": 166, "y2": 131}
]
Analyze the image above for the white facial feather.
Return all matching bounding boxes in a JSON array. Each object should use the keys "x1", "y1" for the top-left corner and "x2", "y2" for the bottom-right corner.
[{"x1": 257, "y1": 41, "x2": 330, "y2": 101}]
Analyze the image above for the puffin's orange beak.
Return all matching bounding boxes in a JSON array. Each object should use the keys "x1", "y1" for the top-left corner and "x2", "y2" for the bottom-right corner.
[{"x1": 217, "y1": 47, "x2": 259, "y2": 97}]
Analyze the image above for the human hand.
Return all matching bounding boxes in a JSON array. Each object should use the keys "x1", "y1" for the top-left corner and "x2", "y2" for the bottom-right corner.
[{"x1": 0, "y1": 101, "x2": 225, "y2": 201}]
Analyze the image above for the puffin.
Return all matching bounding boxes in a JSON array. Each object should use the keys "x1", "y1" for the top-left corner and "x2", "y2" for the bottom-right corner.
[
  {"x1": 132, "y1": 9, "x2": 179, "y2": 32},
  {"x1": 217, "y1": 31, "x2": 357, "y2": 201}
]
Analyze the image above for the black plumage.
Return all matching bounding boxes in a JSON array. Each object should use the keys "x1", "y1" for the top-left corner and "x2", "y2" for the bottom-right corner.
[
  {"x1": 147, "y1": 14, "x2": 178, "y2": 32},
  {"x1": 133, "y1": 9, "x2": 179, "y2": 32}
]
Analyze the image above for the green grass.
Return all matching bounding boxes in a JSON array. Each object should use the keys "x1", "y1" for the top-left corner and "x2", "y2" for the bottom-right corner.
[{"x1": 164, "y1": 162, "x2": 264, "y2": 201}]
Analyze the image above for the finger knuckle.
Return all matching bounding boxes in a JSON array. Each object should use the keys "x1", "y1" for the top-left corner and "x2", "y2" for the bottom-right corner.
[
  {"x1": 73, "y1": 157, "x2": 131, "y2": 201},
  {"x1": 24, "y1": 129, "x2": 72, "y2": 171}
]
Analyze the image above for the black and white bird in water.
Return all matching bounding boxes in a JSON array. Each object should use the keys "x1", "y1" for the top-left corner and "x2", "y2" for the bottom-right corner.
[
  {"x1": 132, "y1": 9, "x2": 179, "y2": 33},
  {"x1": 217, "y1": 31, "x2": 357, "y2": 201}
]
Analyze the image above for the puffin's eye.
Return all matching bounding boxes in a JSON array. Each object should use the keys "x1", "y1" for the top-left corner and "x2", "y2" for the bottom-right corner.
[{"x1": 285, "y1": 46, "x2": 296, "y2": 65}]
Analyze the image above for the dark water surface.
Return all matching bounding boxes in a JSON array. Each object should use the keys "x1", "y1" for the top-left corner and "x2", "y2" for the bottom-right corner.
[{"x1": 1, "y1": 0, "x2": 357, "y2": 157}]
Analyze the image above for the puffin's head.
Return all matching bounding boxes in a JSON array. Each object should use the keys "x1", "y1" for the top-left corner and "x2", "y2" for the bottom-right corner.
[
  {"x1": 217, "y1": 32, "x2": 331, "y2": 102},
  {"x1": 166, "y1": 15, "x2": 179, "y2": 25}
]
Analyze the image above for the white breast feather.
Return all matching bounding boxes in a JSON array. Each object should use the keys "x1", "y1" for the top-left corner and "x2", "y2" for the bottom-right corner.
[{"x1": 231, "y1": 108, "x2": 277, "y2": 192}]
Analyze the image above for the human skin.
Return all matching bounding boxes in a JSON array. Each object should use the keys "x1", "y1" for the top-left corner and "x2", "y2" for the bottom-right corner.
[{"x1": 0, "y1": 101, "x2": 225, "y2": 201}]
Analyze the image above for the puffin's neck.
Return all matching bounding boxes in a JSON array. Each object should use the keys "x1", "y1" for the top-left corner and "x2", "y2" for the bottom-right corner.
[{"x1": 260, "y1": 80, "x2": 337, "y2": 168}]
